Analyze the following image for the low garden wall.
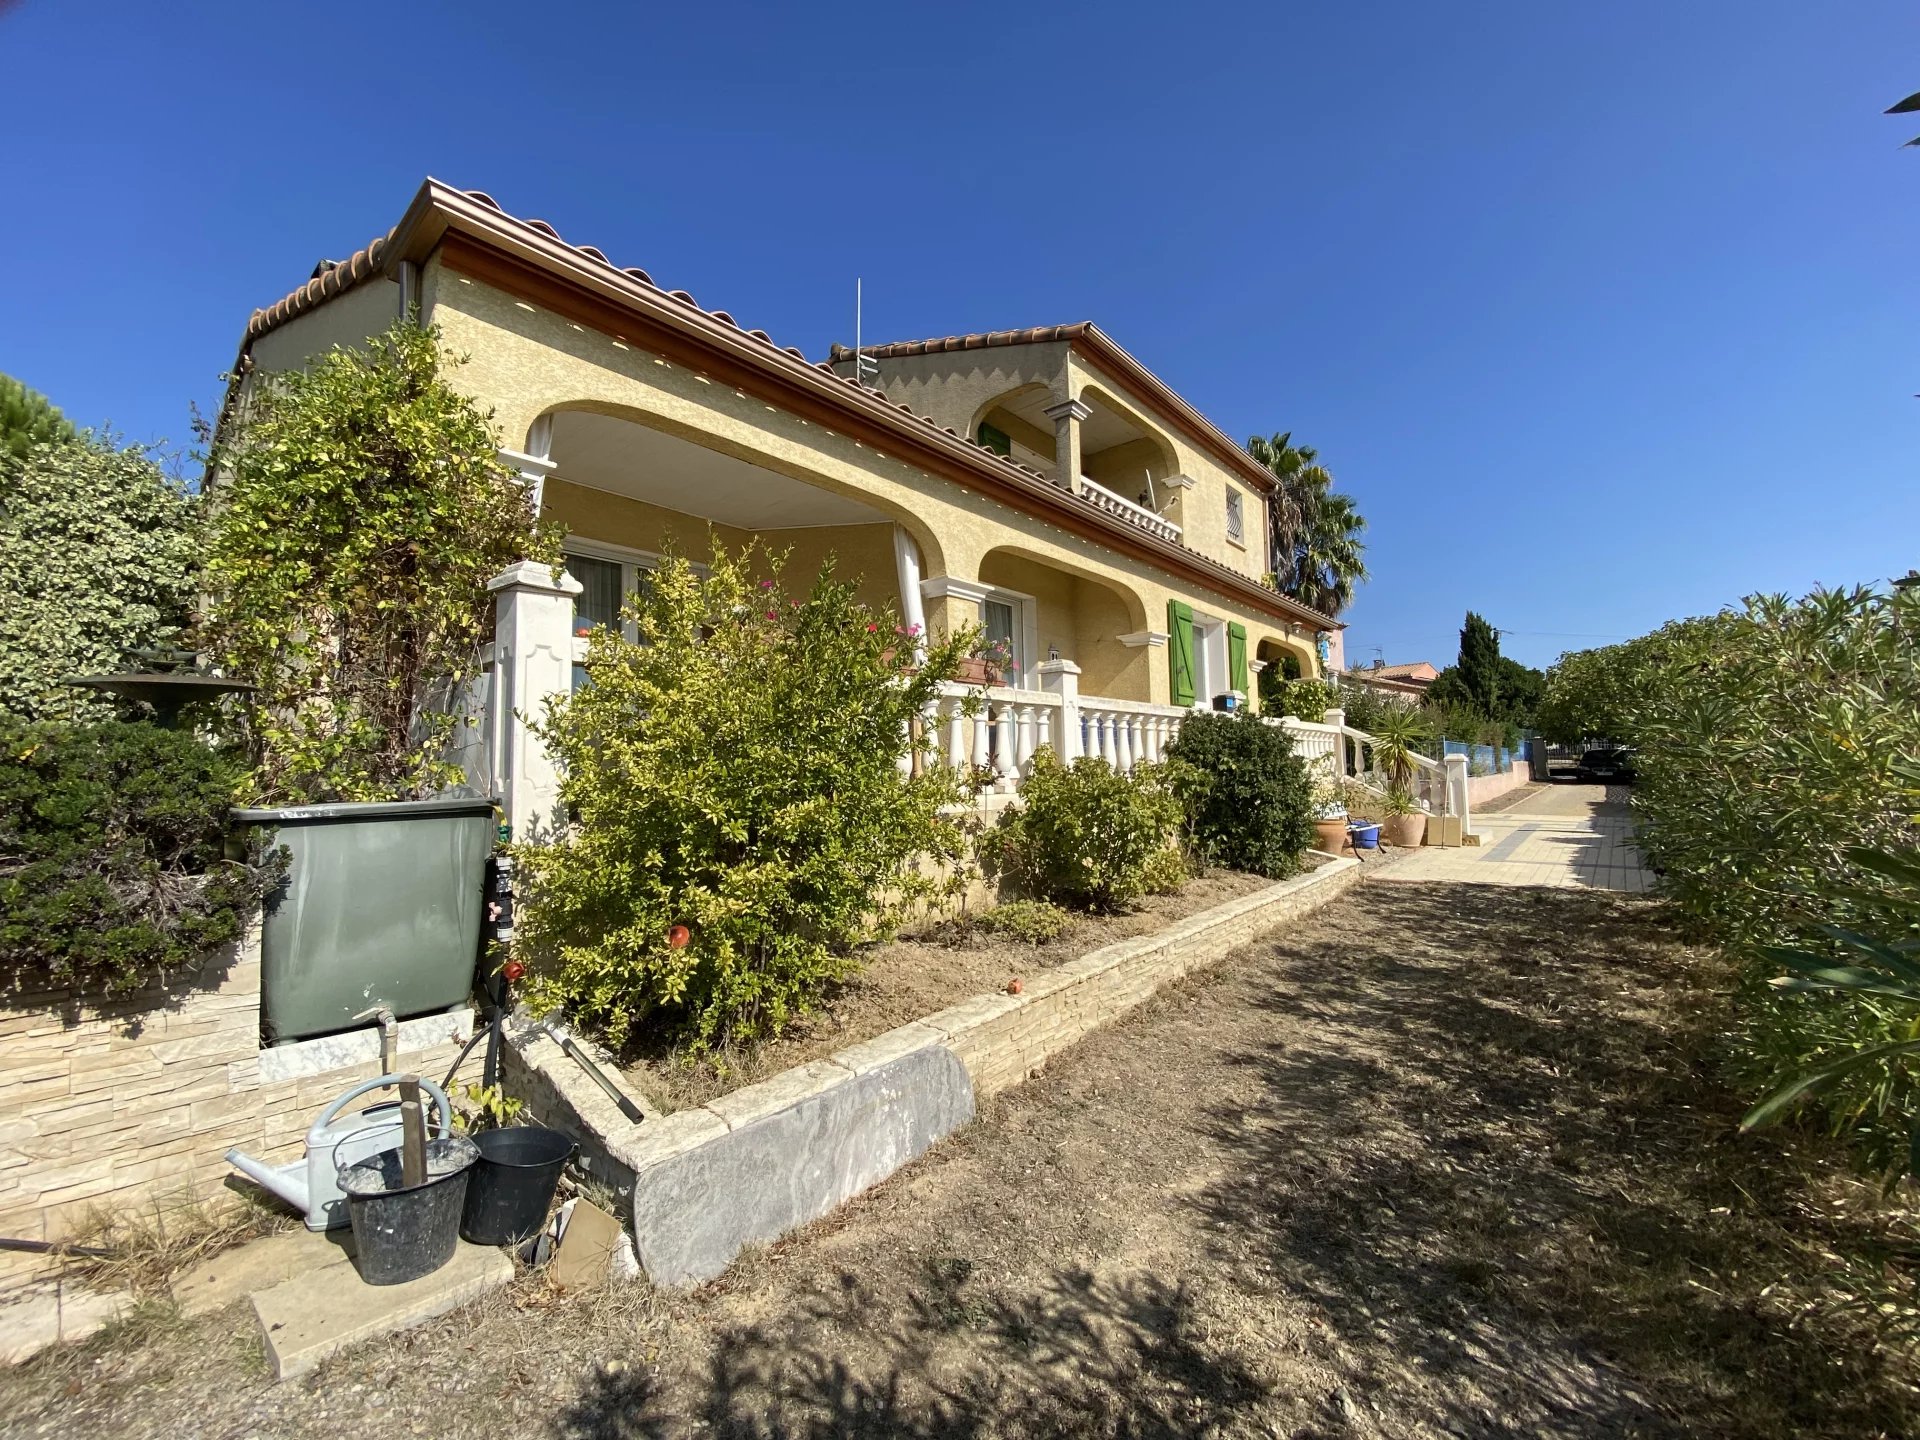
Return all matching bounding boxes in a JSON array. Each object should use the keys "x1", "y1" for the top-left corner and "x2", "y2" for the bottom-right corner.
[
  {"x1": 0, "y1": 926, "x2": 483, "y2": 1297},
  {"x1": 1466, "y1": 765, "x2": 1531, "y2": 810},
  {"x1": 511, "y1": 855, "x2": 1364, "y2": 1288}
]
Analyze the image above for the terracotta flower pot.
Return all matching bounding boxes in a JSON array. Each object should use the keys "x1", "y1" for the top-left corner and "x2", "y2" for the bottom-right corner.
[
  {"x1": 1384, "y1": 813, "x2": 1428, "y2": 848},
  {"x1": 1313, "y1": 818, "x2": 1349, "y2": 853}
]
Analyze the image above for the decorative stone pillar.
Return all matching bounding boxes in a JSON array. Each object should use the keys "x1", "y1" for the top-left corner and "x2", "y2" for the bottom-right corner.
[
  {"x1": 1036, "y1": 659, "x2": 1082, "y2": 762},
  {"x1": 921, "y1": 576, "x2": 991, "y2": 646},
  {"x1": 1044, "y1": 397, "x2": 1092, "y2": 494},
  {"x1": 489, "y1": 560, "x2": 582, "y2": 843},
  {"x1": 1323, "y1": 707, "x2": 1349, "y2": 777}
]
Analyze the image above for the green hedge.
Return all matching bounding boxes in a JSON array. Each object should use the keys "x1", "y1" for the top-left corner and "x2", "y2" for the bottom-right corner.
[{"x1": 0, "y1": 720, "x2": 277, "y2": 995}]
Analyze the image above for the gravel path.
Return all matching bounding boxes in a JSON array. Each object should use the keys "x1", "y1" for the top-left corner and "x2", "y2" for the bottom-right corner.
[{"x1": 4, "y1": 882, "x2": 1913, "y2": 1439}]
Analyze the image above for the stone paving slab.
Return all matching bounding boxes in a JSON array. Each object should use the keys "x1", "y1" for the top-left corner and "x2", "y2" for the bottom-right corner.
[
  {"x1": 169, "y1": 1226, "x2": 355, "y2": 1319},
  {"x1": 1380, "y1": 785, "x2": 1651, "y2": 893},
  {"x1": 251, "y1": 1239, "x2": 513, "y2": 1381}
]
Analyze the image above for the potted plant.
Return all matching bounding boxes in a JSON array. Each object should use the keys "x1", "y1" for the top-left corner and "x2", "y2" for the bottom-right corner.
[
  {"x1": 1380, "y1": 784, "x2": 1428, "y2": 848},
  {"x1": 1310, "y1": 771, "x2": 1348, "y2": 853},
  {"x1": 957, "y1": 635, "x2": 1016, "y2": 687},
  {"x1": 203, "y1": 321, "x2": 558, "y2": 1043}
]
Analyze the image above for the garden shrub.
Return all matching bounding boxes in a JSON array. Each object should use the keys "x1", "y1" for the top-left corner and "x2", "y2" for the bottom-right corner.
[
  {"x1": 0, "y1": 434, "x2": 199, "y2": 722},
  {"x1": 202, "y1": 321, "x2": 554, "y2": 803},
  {"x1": 0, "y1": 719, "x2": 278, "y2": 995},
  {"x1": 989, "y1": 751, "x2": 1182, "y2": 912},
  {"x1": 1545, "y1": 584, "x2": 1920, "y2": 1177},
  {"x1": 1163, "y1": 712, "x2": 1315, "y2": 878},
  {"x1": 975, "y1": 899, "x2": 1072, "y2": 945},
  {"x1": 512, "y1": 543, "x2": 974, "y2": 1050},
  {"x1": 1140, "y1": 846, "x2": 1192, "y2": 895}
]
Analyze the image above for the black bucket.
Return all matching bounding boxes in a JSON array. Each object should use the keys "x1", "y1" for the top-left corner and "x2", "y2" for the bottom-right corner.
[
  {"x1": 461, "y1": 1126, "x2": 574, "y2": 1246},
  {"x1": 340, "y1": 1135, "x2": 479, "y2": 1285}
]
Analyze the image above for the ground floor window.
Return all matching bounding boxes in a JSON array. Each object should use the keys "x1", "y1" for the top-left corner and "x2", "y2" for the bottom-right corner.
[{"x1": 565, "y1": 543, "x2": 661, "y2": 690}]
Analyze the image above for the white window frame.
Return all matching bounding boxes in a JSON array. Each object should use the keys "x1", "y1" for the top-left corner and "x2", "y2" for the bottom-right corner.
[
  {"x1": 1224, "y1": 486, "x2": 1245, "y2": 547},
  {"x1": 563, "y1": 539, "x2": 663, "y2": 651},
  {"x1": 981, "y1": 584, "x2": 1040, "y2": 689}
]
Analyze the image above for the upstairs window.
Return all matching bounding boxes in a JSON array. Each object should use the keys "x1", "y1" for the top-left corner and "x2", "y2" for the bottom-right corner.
[
  {"x1": 1225, "y1": 487, "x2": 1245, "y2": 545},
  {"x1": 977, "y1": 422, "x2": 1012, "y2": 457}
]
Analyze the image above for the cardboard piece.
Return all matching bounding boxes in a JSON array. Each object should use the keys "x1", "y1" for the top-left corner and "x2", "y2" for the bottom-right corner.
[{"x1": 549, "y1": 1196, "x2": 625, "y2": 1290}]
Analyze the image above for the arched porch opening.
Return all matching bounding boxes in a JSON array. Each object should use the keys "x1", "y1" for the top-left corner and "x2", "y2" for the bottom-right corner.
[
  {"x1": 526, "y1": 404, "x2": 945, "y2": 638},
  {"x1": 975, "y1": 545, "x2": 1153, "y2": 702}
]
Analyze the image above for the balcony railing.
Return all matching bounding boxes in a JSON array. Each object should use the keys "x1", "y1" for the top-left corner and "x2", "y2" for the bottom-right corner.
[{"x1": 1078, "y1": 476, "x2": 1181, "y2": 543}]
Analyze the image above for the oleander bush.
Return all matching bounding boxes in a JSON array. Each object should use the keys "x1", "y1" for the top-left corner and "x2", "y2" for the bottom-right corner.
[
  {"x1": 989, "y1": 751, "x2": 1183, "y2": 912},
  {"x1": 1546, "y1": 584, "x2": 1920, "y2": 1178},
  {"x1": 0, "y1": 719, "x2": 279, "y2": 995},
  {"x1": 513, "y1": 543, "x2": 975, "y2": 1050},
  {"x1": 1163, "y1": 712, "x2": 1315, "y2": 879}
]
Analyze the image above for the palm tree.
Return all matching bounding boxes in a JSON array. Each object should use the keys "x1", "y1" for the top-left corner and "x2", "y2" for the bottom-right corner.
[{"x1": 1246, "y1": 431, "x2": 1369, "y2": 617}]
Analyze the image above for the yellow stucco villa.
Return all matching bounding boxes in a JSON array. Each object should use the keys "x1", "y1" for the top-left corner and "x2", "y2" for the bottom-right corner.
[{"x1": 234, "y1": 179, "x2": 1348, "y2": 835}]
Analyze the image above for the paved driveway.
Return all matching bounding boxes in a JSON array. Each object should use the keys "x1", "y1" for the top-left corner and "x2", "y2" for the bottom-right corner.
[{"x1": 1381, "y1": 782, "x2": 1650, "y2": 892}]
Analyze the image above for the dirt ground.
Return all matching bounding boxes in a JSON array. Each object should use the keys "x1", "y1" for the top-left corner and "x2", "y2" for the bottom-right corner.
[
  {"x1": 625, "y1": 869, "x2": 1275, "y2": 1111},
  {"x1": 6, "y1": 880, "x2": 1918, "y2": 1439}
]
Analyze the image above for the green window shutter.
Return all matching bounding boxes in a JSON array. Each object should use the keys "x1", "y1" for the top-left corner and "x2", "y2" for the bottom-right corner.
[
  {"x1": 977, "y1": 422, "x2": 1012, "y2": 457},
  {"x1": 1228, "y1": 622, "x2": 1248, "y2": 695},
  {"x1": 1168, "y1": 600, "x2": 1196, "y2": 706}
]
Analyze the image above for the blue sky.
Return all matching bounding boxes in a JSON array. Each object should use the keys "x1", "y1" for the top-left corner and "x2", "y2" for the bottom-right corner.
[{"x1": 3, "y1": 1, "x2": 1914, "y2": 670}]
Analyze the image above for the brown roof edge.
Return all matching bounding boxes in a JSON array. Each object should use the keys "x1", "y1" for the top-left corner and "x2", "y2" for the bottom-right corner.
[
  {"x1": 833, "y1": 325, "x2": 1281, "y2": 498},
  {"x1": 236, "y1": 180, "x2": 1338, "y2": 633}
]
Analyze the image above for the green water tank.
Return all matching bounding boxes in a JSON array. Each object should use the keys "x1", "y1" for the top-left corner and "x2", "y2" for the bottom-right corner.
[{"x1": 234, "y1": 797, "x2": 496, "y2": 1043}]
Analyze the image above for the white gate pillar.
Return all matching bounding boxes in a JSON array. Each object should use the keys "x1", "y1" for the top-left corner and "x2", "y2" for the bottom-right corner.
[
  {"x1": 489, "y1": 560, "x2": 582, "y2": 843},
  {"x1": 1444, "y1": 752, "x2": 1472, "y2": 839},
  {"x1": 1036, "y1": 659, "x2": 1082, "y2": 762}
]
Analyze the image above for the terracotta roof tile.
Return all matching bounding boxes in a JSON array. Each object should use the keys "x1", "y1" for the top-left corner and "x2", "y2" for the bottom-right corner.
[{"x1": 236, "y1": 182, "x2": 1338, "y2": 631}]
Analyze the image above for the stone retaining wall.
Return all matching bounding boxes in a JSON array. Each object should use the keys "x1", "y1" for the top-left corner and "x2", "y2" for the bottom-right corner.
[
  {"x1": 0, "y1": 929, "x2": 482, "y2": 1297},
  {"x1": 1466, "y1": 765, "x2": 1531, "y2": 810},
  {"x1": 518, "y1": 857, "x2": 1363, "y2": 1287}
]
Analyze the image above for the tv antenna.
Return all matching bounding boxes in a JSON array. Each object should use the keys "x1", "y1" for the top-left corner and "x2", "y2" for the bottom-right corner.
[{"x1": 852, "y1": 278, "x2": 879, "y2": 389}]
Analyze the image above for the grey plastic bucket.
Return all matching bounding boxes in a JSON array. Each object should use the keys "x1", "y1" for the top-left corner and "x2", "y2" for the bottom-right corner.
[{"x1": 234, "y1": 797, "x2": 495, "y2": 1042}]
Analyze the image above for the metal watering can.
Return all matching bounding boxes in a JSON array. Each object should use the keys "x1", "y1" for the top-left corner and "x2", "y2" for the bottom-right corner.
[{"x1": 225, "y1": 1075, "x2": 454, "y2": 1231}]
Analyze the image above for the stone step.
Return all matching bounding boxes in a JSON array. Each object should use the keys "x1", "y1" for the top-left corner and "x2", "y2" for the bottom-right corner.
[{"x1": 251, "y1": 1240, "x2": 513, "y2": 1380}]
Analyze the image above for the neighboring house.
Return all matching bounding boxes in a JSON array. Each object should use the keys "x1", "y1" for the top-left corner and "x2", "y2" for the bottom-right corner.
[
  {"x1": 232, "y1": 179, "x2": 1345, "y2": 833},
  {"x1": 1347, "y1": 660, "x2": 1438, "y2": 700}
]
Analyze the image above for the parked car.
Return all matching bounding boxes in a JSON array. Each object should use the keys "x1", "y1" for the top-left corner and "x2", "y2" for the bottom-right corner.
[{"x1": 1576, "y1": 747, "x2": 1636, "y2": 784}]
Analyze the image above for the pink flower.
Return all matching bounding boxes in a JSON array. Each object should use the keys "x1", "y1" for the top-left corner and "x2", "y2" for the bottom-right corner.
[
  {"x1": 909, "y1": 623, "x2": 922, "y2": 635},
  {"x1": 867, "y1": 623, "x2": 878, "y2": 633},
  {"x1": 766, "y1": 610, "x2": 778, "y2": 620},
  {"x1": 758, "y1": 579, "x2": 774, "y2": 590}
]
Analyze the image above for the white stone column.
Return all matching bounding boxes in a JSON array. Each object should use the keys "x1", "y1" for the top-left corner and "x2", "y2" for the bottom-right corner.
[
  {"x1": 489, "y1": 560, "x2": 583, "y2": 843},
  {"x1": 1044, "y1": 397, "x2": 1091, "y2": 494},
  {"x1": 1116, "y1": 715, "x2": 1136, "y2": 774},
  {"x1": 1036, "y1": 659, "x2": 1082, "y2": 762},
  {"x1": 944, "y1": 695, "x2": 969, "y2": 769},
  {"x1": 1014, "y1": 703, "x2": 1038, "y2": 776},
  {"x1": 992, "y1": 701, "x2": 1017, "y2": 792}
]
